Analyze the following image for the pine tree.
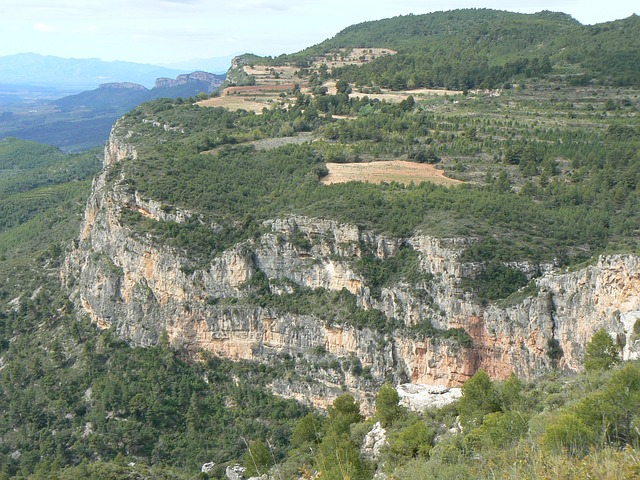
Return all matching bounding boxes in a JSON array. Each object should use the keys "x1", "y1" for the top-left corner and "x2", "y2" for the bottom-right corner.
[{"x1": 584, "y1": 329, "x2": 620, "y2": 372}]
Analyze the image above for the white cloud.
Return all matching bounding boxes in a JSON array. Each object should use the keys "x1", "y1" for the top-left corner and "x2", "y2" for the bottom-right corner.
[{"x1": 33, "y1": 23, "x2": 56, "y2": 32}]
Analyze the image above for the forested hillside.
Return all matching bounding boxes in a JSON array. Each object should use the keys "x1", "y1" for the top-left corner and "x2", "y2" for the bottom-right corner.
[
  {"x1": 76, "y1": 73, "x2": 638, "y2": 476},
  {"x1": 271, "y1": 360, "x2": 640, "y2": 479},
  {"x1": 0, "y1": 139, "x2": 307, "y2": 478},
  {"x1": 1, "y1": 8, "x2": 639, "y2": 480},
  {"x1": 118, "y1": 82, "x2": 639, "y2": 270},
  {"x1": 0, "y1": 138, "x2": 100, "y2": 267},
  {"x1": 261, "y1": 9, "x2": 640, "y2": 89}
]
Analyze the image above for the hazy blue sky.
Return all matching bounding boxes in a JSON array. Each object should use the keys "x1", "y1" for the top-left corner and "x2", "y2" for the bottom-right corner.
[{"x1": 0, "y1": 0, "x2": 637, "y2": 65}]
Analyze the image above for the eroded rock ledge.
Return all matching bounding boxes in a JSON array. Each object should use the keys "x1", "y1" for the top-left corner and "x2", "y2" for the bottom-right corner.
[{"x1": 63, "y1": 135, "x2": 640, "y2": 410}]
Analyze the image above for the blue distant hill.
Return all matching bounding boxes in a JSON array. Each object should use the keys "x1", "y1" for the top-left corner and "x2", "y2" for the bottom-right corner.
[
  {"x1": 0, "y1": 53, "x2": 187, "y2": 90},
  {"x1": 0, "y1": 71, "x2": 226, "y2": 152}
]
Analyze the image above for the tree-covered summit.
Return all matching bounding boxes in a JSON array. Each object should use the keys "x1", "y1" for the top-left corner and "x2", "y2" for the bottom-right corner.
[
  {"x1": 324, "y1": 9, "x2": 580, "y2": 48},
  {"x1": 248, "y1": 9, "x2": 640, "y2": 88}
]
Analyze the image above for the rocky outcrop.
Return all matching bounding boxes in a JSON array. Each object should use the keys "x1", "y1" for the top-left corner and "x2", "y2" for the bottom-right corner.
[
  {"x1": 154, "y1": 71, "x2": 224, "y2": 93},
  {"x1": 104, "y1": 121, "x2": 138, "y2": 167},
  {"x1": 397, "y1": 384, "x2": 462, "y2": 412},
  {"x1": 63, "y1": 131, "x2": 640, "y2": 410},
  {"x1": 226, "y1": 465, "x2": 246, "y2": 480},
  {"x1": 361, "y1": 422, "x2": 388, "y2": 461},
  {"x1": 99, "y1": 82, "x2": 147, "y2": 91}
]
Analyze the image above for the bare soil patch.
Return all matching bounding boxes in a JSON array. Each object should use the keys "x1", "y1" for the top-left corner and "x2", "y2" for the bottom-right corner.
[
  {"x1": 197, "y1": 95, "x2": 283, "y2": 113},
  {"x1": 321, "y1": 160, "x2": 464, "y2": 186},
  {"x1": 314, "y1": 48, "x2": 397, "y2": 69},
  {"x1": 198, "y1": 84, "x2": 298, "y2": 113},
  {"x1": 349, "y1": 87, "x2": 463, "y2": 103},
  {"x1": 249, "y1": 134, "x2": 314, "y2": 150}
]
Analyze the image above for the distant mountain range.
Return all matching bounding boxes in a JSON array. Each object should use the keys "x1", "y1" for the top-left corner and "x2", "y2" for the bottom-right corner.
[
  {"x1": 55, "y1": 71, "x2": 225, "y2": 113},
  {"x1": 0, "y1": 53, "x2": 188, "y2": 91},
  {"x1": 0, "y1": 71, "x2": 226, "y2": 152}
]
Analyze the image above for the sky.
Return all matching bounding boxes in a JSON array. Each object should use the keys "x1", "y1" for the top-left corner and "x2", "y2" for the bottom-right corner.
[{"x1": 0, "y1": 0, "x2": 637, "y2": 66}]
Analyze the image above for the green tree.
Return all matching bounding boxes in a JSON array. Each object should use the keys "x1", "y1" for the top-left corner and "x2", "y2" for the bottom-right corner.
[
  {"x1": 464, "y1": 410, "x2": 529, "y2": 450},
  {"x1": 128, "y1": 393, "x2": 147, "y2": 420},
  {"x1": 500, "y1": 373, "x2": 523, "y2": 411},
  {"x1": 546, "y1": 338, "x2": 564, "y2": 368},
  {"x1": 584, "y1": 329, "x2": 620, "y2": 372},
  {"x1": 387, "y1": 419, "x2": 434, "y2": 462},
  {"x1": 375, "y1": 383, "x2": 403, "y2": 427},
  {"x1": 543, "y1": 413, "x2": 594, "y2": 456},
  {"x1": 336, "y1": 79, "x2": 352, "y2": 94},
  {"x1": 315, "y1": 395, "x2": 371, "y2": 480},
  {"x1": 316, "y1": 431, "x2": 372, "y2": 480},
  {"x1": 492, "y1": 170, "x2": 512, "y2": 193},
  {"x1": 399, "y1": 95, "x2": 415, "y2": 111},
  {"x1": 458, "y1": 370, "x2": 500, "y2": 430},
  {"x1": 326, "y1": 393, "x2": 362, "y2": 436},
  {"x1": 291, "y1": 412, "x2": 323, "y2": 447},
  {"x1": 604, "y1": 363, "x2": 640, "y2": 445},
  {"x1": 575, "y1": 362, "x2": 640, "y2": 446},
  {"x1": 244, "y1": 439, "x2": 273, "y2": 477}
]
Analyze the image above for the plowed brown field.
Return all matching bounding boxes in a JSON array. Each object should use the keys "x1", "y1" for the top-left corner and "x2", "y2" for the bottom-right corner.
[{"x1": 321, "y1": 161, "x2": 463, "y2": 186}]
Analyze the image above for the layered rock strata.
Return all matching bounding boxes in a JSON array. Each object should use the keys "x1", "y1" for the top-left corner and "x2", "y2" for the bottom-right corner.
[{"x1": 63, "y1": 133, "x2": 640, "y2": 409}]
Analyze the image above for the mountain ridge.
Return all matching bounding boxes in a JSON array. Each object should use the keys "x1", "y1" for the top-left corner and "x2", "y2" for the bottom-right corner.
[
  {"x1": 61, "y1": 9, "x2": 640, "y2": 402},
  {"x1": 63, "y1": 102, "x2": 640, "y2": 412},
  {"x1": 242, "y1": 9, "x2": 640, "y2": 88},
  {"x1": 0, "y1": 70, "x2": 225, "y2": 151},
  {"x1": 0, "y1": 52, "x2": 187, "y2": 90}
]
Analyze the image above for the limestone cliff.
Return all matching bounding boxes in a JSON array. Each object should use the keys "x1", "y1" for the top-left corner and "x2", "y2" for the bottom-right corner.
[
  {"x1": 63, "y1": 131, "x2": 640, "y2": 410},
  {"x1": 99, "y1": 82, "x2": 148, "y2": 91},
  {"x1": 154, "y1": 71, "x2": 224, "y2": 93}
]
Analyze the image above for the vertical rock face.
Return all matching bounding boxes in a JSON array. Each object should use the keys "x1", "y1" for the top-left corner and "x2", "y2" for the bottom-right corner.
[
  {"x1": 63, "y1": 133, "x2": 640, "y2": 410},
  {"x1": 154, "y1": 71, "x2": 225, "y2": 93},
  {"x1": 103, "y1": 122, "x2": 138, "y2": 167}
]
